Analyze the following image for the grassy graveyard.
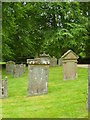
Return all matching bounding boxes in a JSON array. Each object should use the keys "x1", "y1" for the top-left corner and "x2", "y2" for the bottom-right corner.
[{"x1": 1, "y1": 66, "x2": 88, "y2": 118}]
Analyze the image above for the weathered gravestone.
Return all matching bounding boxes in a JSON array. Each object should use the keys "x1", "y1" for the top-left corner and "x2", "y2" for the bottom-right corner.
[
  {"x1": 0, "y1": 76, "x2": 8, "y2": 99},
  {"x1": 40, "y1": 52, "x2": 50, "y2": 63},
  {"x1": 61, "y1": 50, "x2": 79, "y2": 80},
  {"x1": 27, "y1": 59, "x2": 33, "y2": 64},
  {"x1": 6, "y1": 61, "x2": 15, "y2": 74},
  {"x1": 27, "y1": 58, "x2": 50, "y2": 96},
  {"x1": 20, "y1": 64, "x2": 24, "y2": 76},
  {"x1": 50, "y1": 56, "x2": 57, "y2": 67},
  {"x1": 20, "y1": 64, "x2": 26, "y2": 74},
  {"x1": 13, "y1": 64, "x2": 26, "y2": 78},
  {"x1": 58, "y1": 57, "x2": 63, "y2": 66},
  {"x1": 13, "y1": 64, "x2": 20, "y2": 78},
  {"x1": 23, "y1": 64, "x2": 26, "y2": 73}
]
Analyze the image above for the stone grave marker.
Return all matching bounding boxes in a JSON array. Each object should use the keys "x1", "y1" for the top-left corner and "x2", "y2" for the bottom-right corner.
[
  {"x1": 27, "y1": 58, "x2": 50, "y2": 96},
  {"x1": 23, "y1": 64, "x2": 26, "y2": 73},
  {"x1": 13, "y1": 64, "x2": 20, "y2": 78},
  {"x1": 19, "y1": 64, "x2": 24, "y2": 76},
  {"x1": 58, "y1": 57, "x2": 63, "y2": 66},
  {"x1": 40, "y1": 52, "x2": 50, "y2": 63},
  {"x1": 61, "y1": 50, "x2": 79, "y2": 80},
  {"x1": 6, "y1": 61, "x2": 15, "y2": 74},
  {"x1": 27, "y1": 59, "x2": 33, "y2": 64},
  {"x1": 50, "y1": 56, "x2": 57, "y2": 67},
  {"x1": 0, "y1": 76, "x2": 8, "y2": 99},
  {"x1": 13, "y1": 63, "x2": 26, "y2": 78}
]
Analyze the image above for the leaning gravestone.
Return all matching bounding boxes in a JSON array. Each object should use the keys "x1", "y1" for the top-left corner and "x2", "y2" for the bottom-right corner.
[
  {"x1": 0, "y1": 76, "x2": 8, "y2": 99},
  {"x1": 61, "y1": 50, "x2": 79, "y2": 80},
  {"x1": 50, "y1": 56, "x2": 57, "y2": 67},
  {"x1": 6, "y1": 61, "x2": 15, "y2": 74},
  {"x1": 27, "y1": 58, "x2": 50, "y2": 96}
]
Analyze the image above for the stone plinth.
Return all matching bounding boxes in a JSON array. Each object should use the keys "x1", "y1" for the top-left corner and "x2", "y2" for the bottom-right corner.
[
  {"x1": 61, "y1": 50, "x2": 79, "y2": 80},
  {"x1": 27, "y1": 58, "x2": 50, "y2": 96}
]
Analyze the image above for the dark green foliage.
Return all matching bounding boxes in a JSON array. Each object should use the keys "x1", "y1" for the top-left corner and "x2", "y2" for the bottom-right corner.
[{"x1": 2, "y1": 2, "x2": 89, "y2": 62}]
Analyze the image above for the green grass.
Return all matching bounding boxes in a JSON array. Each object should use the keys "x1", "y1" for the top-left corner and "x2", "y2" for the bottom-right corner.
[{"x1": 1, "y1": 66, "x2": 88, "y2": 118}]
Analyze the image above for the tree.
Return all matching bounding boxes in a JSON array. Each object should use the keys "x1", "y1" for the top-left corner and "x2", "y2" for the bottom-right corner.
[{"x1": 2, "y1": 2, "x2": 89, "y2": 62}]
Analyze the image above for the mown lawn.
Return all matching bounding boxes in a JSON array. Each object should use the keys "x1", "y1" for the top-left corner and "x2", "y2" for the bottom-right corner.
[{"x1": 1, "y1": 66, "x2": 88, "y2": 118}]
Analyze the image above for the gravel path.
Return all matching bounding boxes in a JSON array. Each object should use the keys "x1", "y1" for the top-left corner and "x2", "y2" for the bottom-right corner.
[{"x1": 77, "y1": 64, "x2": 90, "y2": 68}]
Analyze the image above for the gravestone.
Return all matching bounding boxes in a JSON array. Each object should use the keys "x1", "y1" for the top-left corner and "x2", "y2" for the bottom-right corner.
[
  {"x1": 19, "y1": 64, "x2": 24, "y2": 76},
  {"x1": 6, "y1": 61, "x2": 15, "y2": 74},
  {"x1": 40, "y1": 52, "x2": 50, "y2": 63},
  {"x1": 0, "y1": 76, "x2": 8, "y2": 99},
  {"x1": 50, "y1": 56, "x2": 57, "y2": 67},
  {"x1": 27, "y1": 59, "x2": 33, "y2": 64},
  {"x1": 21, "y1": 64, "x2": 26, "y2": 74},
  {"x1": 27, "y1": 58, "x2": 50, "y2": 96},
  {"x1": 61, "y1": 50, "x2": 79, "y2": 80},
  {"x1": 13, "y1": 64, "x2": 20, "y2": 78},
  {"x1": 23, "y1": 64, "x2": 26, "y2": 73},
  {"x1": 13, "y1": 64, "x2": 26, "y2": 78},
  {"x1": 58, "y1": 57, "x2": 63, "y2": 66}
]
